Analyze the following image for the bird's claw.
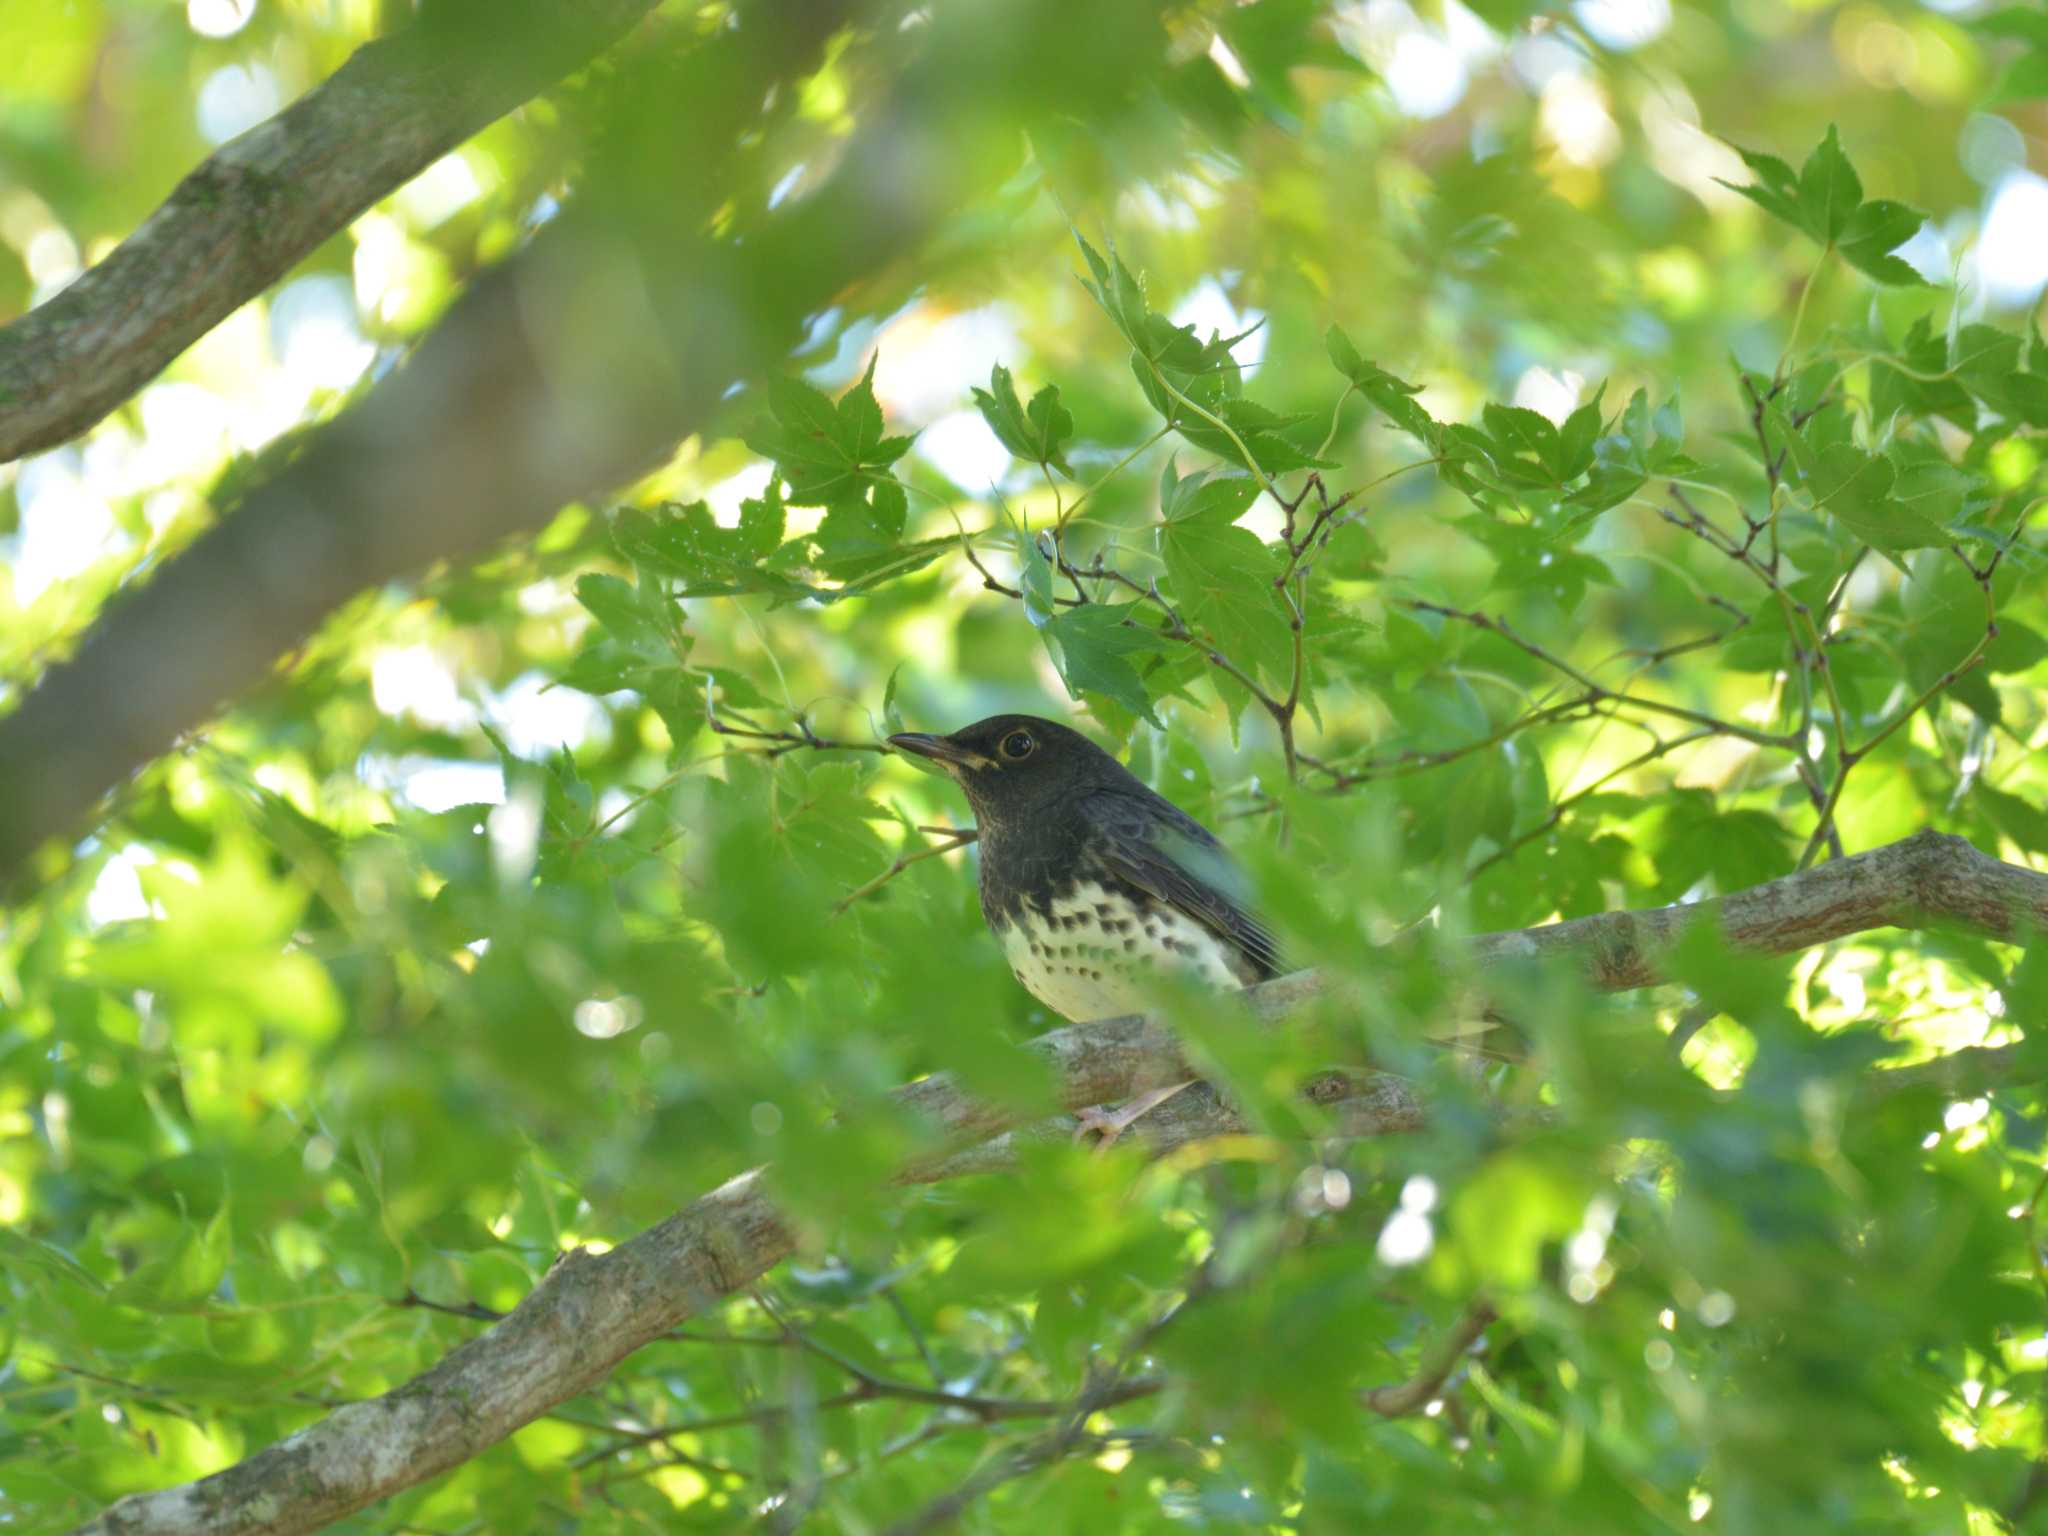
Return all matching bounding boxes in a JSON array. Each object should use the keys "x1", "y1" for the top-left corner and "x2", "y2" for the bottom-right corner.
[
  {"x1": 1071, "y1": 1103, "x2": 1135, "y2": 1151},
  {"x1": 1070, "y1": 1081, "x2": 1197, "y2": 1155}
]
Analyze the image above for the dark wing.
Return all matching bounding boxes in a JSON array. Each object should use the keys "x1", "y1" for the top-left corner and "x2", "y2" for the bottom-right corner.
[{"x1": 1077, "y1": 788, "x2": 1283, "y2": 979}]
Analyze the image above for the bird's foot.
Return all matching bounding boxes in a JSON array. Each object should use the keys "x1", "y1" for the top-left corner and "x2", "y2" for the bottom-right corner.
[{"x1": 1071, "y1": 1081, "x2": 1196, "y2": 1153}]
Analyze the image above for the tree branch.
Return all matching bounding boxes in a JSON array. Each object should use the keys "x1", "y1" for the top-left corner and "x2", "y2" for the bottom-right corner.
[
  {"x1": 1465, "y1": 827, "x2": 2048, "y2": 990},
  {"x1": 0, "y1": 0, "x2": 666, "y2": 465},
  {"x1": 68, "y1": 829, "x2": 2048, "y2": 1536},
  {"x1": 1362, "y1": 1300, "x2": 1496, "y2": 1416},
  {"x1": 0, "y1": 0, "x2": 896, "y2": 885}
]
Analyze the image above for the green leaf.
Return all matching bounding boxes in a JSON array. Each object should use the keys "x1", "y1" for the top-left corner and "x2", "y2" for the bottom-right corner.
[
  {"x1": 1168, "y1": 392, "x2": 1329, "y2": 477},
  {"x1": 1449, "y1": 1149, "x2": 1590, "y2": 1291},
  {"x1": 1802, "y1": 445, "x2": 1948, "y2": 551},
  {"x1": 743, "y1": 356, "x2": 915, "y2": 516},
  {"x1": 1016, "y1": 526, "x2": 1056, "y2": 628},
  {"x1": 110, "y1": 1203, "x2": 232, "y2": 1312},
  {"x1": 1838, "y1": 199, "x2": 1927, "y2": 286},
  {"x1": 1649, "y1": 789, "x2": 1796, "y2": 899},
  {"x1": 1950, "y1": 324, "x2": 2048, "y2": 426},
  {"x1": 1324, "y1": 325, "x2": 1436, "y2": 442},
  {"x1": 1768, "y1": 402, "x2": 1948, "y2": 552},
  {"x1": 0, "y1": 1229, "x2": 106, "y2": 1295},
  {"x1": 1042, "y1": 603, "x2": 1169, "y2": 724},
  {"x1": 1157, "y1": 474, "x2": 1293, "y2": 687},
  {"x1": 573, "y1": 571, "x2": 670, "y2": 658},
  {"x1": 1797, "y1": 124, "x2": 1864, "y2": 244},
  {"x1": 1872, "y1": 317, "x2": 1974, "y2": 424},
  {"x1": 1160, "y1": 459, "x2": 1260, "y2": 525},
  {"x1": 971, "y1": 363, "x2": 1075, "y2": 475},
  {"x1": 1078, "y1": 234, "x2": 1323, "y2": 476},
  {"x1": 612, "y1": 494, "x2": 792, "y2": 600},
  {"x1": 1556, "y1": 388, "x2": 1605, "y2": 482},
  {"x1": 1721, "y1": 144, "x2": 1802, "y2": 229},
  {"x1": 1721, "y1": 125, "x2": 1927, "y2": 286},
  {"x1": 1480, "y1": 402, "x2": 1569, "y2": 485},
  {"x1": 1073, "y1": 231, "x2": 1153, "y2": 352}
]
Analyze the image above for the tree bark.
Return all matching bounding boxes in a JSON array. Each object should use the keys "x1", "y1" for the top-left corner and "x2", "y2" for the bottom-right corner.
[{"x1": 68, "y1": 829, "x2": 2047, "y2": 1536}]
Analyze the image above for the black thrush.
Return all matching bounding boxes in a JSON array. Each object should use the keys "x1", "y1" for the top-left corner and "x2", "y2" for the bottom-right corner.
[{"x1": 888, "y1": 714, "x2": 1280, "y2": 1144}]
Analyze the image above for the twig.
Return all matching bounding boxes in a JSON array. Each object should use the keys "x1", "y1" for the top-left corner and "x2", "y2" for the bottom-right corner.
[
  {"x1": 704, "y1": 697, "x2": 890, "y2": 758},
  {"x1": 393, "y1": 1290, "x2": 505, "y2": 1324},
  {"x1": 1403, "y1": 599, "x2": 1800, "y2": 752},
  {"x1": 883, "y1": 1286, "x2": 945, "y2": 1386},
  {"x1": 833, "y1": 825, "x2": 977, "y2": 915},
  {"x1": 1797, "y1": 543, "x2": 2002, "y2": 868},
  {"x1": 1361, "y1": 1299, "x2": 1497, "y2": 1416},
  {"x1": 1463, "y1": 726, "x2": 1716, "y2": 883}
]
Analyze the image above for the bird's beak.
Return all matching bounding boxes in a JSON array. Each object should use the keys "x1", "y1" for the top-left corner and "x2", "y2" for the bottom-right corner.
[{"x1": 888, "y1": 732, "x2": 992, "y2": 773}]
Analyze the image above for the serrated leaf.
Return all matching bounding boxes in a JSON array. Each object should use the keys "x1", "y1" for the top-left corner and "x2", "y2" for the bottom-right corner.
[
  {"x1": 1722, "y1": 125, "x2": 1927, "y2": 286},
  {"x1": 1158, "y1": 508, "x2": 1293, "y2": 687},
  {"x1": 1556, "y1": 387, "x2": 1606, "y2": 482},
  {"x1": 573, "y1": 572, "x2": 670, "y2": 657},
  {"x1": 614, "y1": 493, "x2": 786, "y2": 597},
  {"x1": 971, "y1": 364, "x2": 1075, "y2": 475},
  {"x1": 1325, "y1": 325, "x2": 1437, "y2": 442},
  {"x1": 1017, "y1": 526, "x2": 1056, "y2": 629},
  {"x1": 1838, "y1": 198, "x2": 1928, "y2": 286},
  {"x1": 1168, "y1": 392, "x2": 1330, "y2": 476},
  {"x1": 1160, "y1": 460, "x2": 1260, "y2": 525},
  {"x1": 1802, "y1": 445, "x2": 1949, "y2": 551},
  {"x1": 1610, "y1": 387, "x2": 1691, "y2": 476},
  {"x1": 1074, "y1": 232, "x2": 1156, "y2": 353},
  {"x1": 1043, "y1": 603, "x2": 1169, "y2": 724},
  {"x1": 1797, "y1": 125, "x2": 1863, "y2": 244},
  {"x1": 744, "y1": 357, "x2": 914, "y2": 514},
  {"x1": 110, "y1": 1204, "x2": 231, "y2": 1312},
  {"x1": 1721, "y1": 145, "x2": 1802, "y2": 229},
  {"x1": 1481, "y1": 402, "x2": 1566, "y2": 483},
  {"x1": 1950, "y1": 324, "x2": 2048, "y2": 426}
]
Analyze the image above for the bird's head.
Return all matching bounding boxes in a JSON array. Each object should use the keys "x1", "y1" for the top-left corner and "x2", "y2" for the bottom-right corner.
[{"x1": 888, "y1": 714, "x2": 1128, "y2": 825}]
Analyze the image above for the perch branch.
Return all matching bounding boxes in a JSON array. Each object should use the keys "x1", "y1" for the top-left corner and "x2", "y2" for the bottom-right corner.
[{"x1": 69, "y1": 829, "x2": 2048, "y2": 1536}]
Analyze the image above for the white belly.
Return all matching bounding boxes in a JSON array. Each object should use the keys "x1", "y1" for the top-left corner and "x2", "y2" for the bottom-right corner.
[{"x1": 997, "y1": 880, "x2": 1249, "y2": 1022}]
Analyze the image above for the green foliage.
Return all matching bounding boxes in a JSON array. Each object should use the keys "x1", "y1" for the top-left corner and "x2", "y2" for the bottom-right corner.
[
  {"x1": 1722, "y1": 125, "x2": 1931, "y2": 286},
  {"x1": 971, "y1": 363, "x2": 1075, "y2": 476},
  {"x1": 6, "y1": 2, "x2": 2048, "y2": 1534}
]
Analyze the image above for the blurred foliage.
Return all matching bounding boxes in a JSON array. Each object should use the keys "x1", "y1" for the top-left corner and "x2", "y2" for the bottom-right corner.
[{"x1": 5, "y1": 0, "x2": 2048, "y2": 1532}]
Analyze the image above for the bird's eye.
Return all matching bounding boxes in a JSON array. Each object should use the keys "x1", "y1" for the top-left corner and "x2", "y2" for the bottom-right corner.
[{"x1": 1000, "y1": 730, "x2": 1035, "y2": 760}]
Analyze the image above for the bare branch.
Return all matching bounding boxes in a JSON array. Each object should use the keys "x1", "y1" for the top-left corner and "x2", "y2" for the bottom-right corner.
[{"x1": 0, "y1": 0, "x2": 666, "y2": 465}]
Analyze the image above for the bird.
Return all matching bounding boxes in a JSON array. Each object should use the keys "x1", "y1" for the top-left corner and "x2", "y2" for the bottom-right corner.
[{"x1": 887, "y1": 713, "x2": 1280, "y2": 1145}]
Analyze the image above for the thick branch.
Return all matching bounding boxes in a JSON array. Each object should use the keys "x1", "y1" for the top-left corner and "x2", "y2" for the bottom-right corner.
[
  {"x1": 73, "y1": 1172, "x2": 788, "y2": 1536},
  {"x1": 0, "y1": 0, "x2": 895, "y2": 883},
  {"x1": 0, "y1": 0, "x2": 664, "y2": 465},
  {"x1": 1466, "y1": 827, "x2": 2047, "y2": 990},
  {"x1": 71, "y1": 1080, "x2": 1386, "y2": 1536},
  {"x1": 895, "y1": 831, "x2": 2048, "y2": 1142},
  {"x1": 69, "y1": 830, "x2": 2047, "y2": 1536}
]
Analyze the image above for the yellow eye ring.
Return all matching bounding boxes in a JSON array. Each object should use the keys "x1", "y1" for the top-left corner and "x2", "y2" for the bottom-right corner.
[{"x1": 1000, "y1": 730, "x2": 1035, "y2": 760}]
